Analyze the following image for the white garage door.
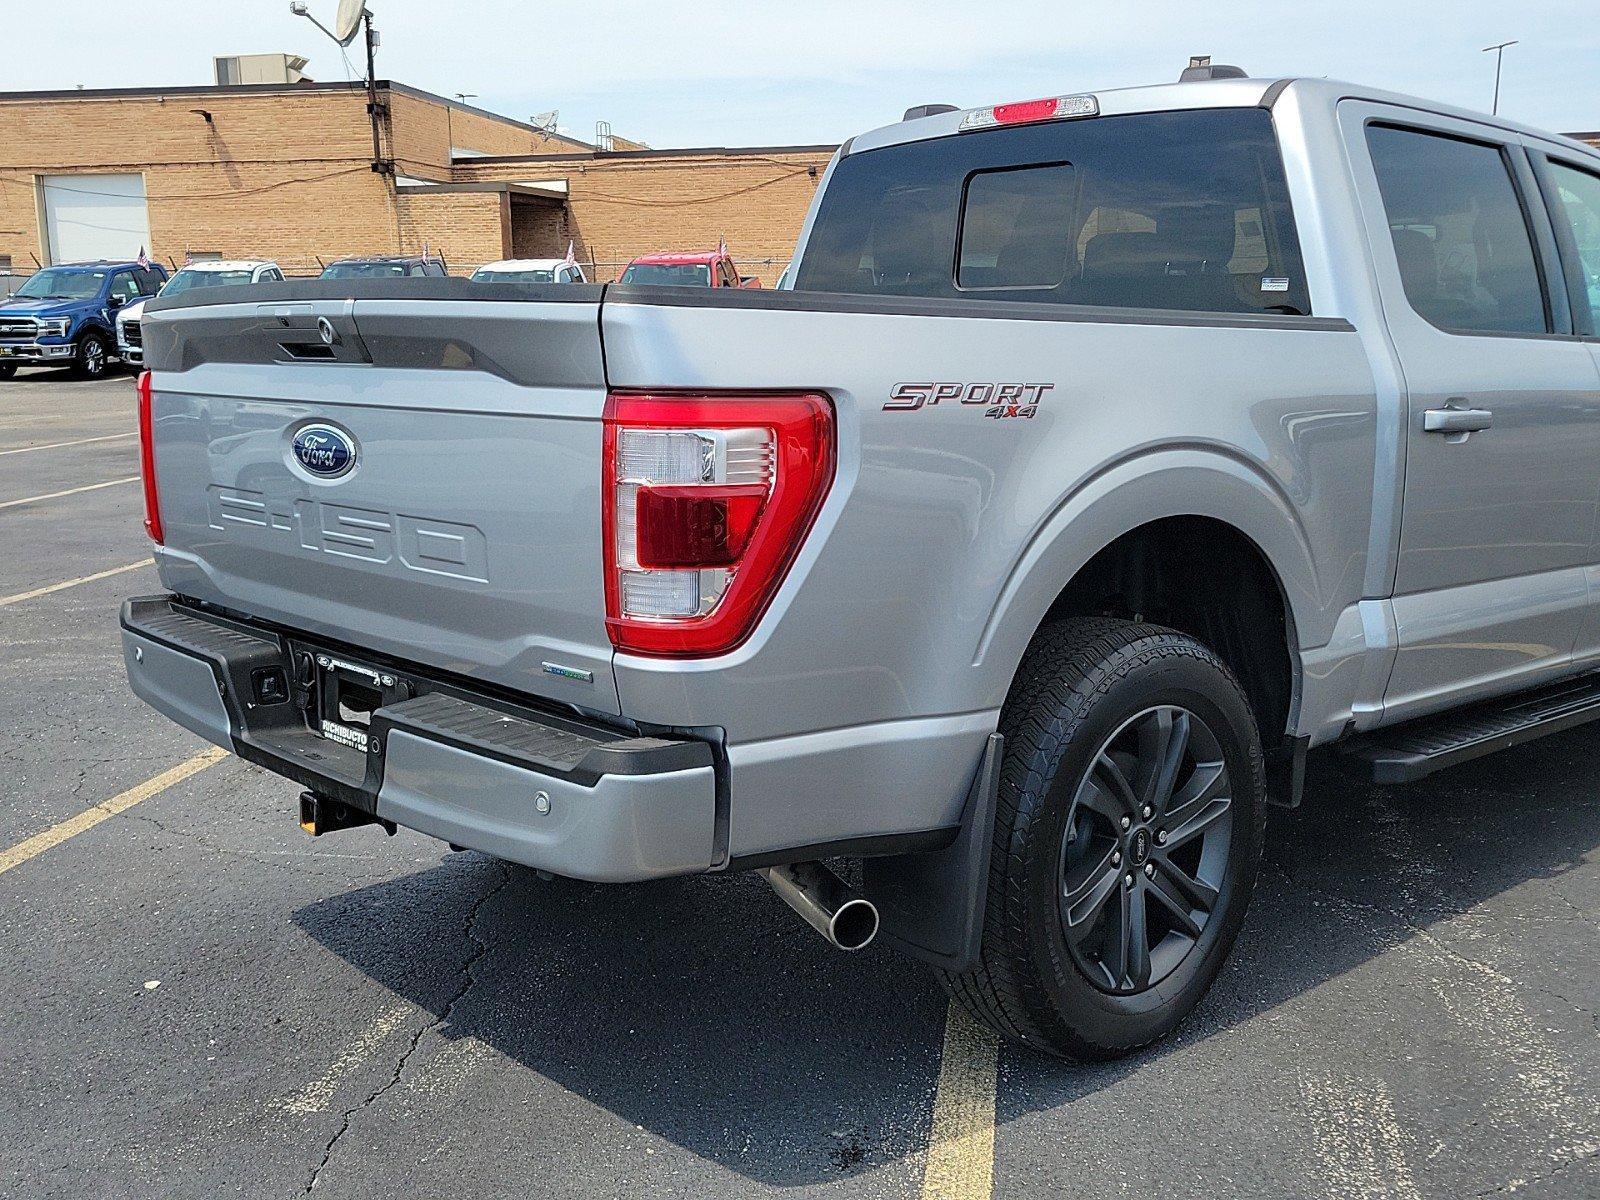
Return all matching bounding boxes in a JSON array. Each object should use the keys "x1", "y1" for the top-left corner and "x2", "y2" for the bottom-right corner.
[{"x1": 40, "y1": 173, "x2": 151, "y2": 264}]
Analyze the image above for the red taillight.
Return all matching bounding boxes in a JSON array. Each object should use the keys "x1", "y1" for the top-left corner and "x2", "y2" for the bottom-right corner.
[
  {"x1": 602, "y1": 392, "x2": 834, "y2": 656},
  {"x1": 634, "y1": 484, "x2": 768, "y2": 569},
  {"x1": 136, "y1": 370, "x2": 163, "y2": 544}
]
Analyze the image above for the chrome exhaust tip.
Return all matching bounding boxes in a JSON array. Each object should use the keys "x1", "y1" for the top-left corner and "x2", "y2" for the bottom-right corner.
[{"x1": 762, "y1": 860, "x2": 880, "y2": 951}]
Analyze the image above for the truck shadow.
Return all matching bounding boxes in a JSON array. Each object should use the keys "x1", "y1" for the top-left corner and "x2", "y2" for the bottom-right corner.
[{"x1": 292, "y1": 725, "x2": 1600, "y2": 1187}]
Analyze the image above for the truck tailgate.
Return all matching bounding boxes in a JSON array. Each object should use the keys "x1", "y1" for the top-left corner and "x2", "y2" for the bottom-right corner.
[{"x1": 141, "y1": 288, "x2": 618, "y2": 714}]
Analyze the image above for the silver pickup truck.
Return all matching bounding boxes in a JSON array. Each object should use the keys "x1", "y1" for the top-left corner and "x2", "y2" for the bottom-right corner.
[{"x1": 122, "y1": 69, "x2": 1600, "y2": 1061}]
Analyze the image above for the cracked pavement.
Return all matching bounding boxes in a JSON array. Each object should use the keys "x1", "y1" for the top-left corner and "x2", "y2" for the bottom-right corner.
[
  {"x1": 2, "y1": 372, "x2": 1598, "y2": 1198},
  {"x1": 302, "y1": 863, "x2": 512, "y2": 1195}
]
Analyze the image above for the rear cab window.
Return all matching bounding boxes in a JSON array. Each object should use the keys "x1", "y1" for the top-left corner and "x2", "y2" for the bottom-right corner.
[
  {"x1": 795, "y1": 107, "x2": 1312, "y2": 317},
  {"x1": 957, "y1": 164, "x2": 1076, "y2": 289}
]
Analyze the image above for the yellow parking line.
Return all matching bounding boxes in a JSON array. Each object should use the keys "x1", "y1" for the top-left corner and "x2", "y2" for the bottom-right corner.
[
  {"x1": 0, "y1": 432, "x2": 136, "y2": 457},
  {"x1": 0, "y1": 475, "x2": 140, "y2": 511},
  {"x1": 0, "y1": 559, "x2": 149, "y2": 607},
  {"x1": 0, "y1": 748, "x2": 228, "y2": 877},
  {"x1": 922, "y1": 1000, "x2": 1000, "y2": 1200}
]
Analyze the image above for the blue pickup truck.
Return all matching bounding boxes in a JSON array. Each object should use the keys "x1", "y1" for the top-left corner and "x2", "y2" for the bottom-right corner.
[{"x1": 0, "y1": 259, "x2": 167, "y2": 379}]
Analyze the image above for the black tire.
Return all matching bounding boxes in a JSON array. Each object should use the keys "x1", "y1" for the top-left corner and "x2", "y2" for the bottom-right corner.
[
  {"x1": 71, "y1": 332, "x2": 111, "y2": 379},
  {"x1": 942, "y1": 617, "x2": 1266, "y2": 1060},
  {"x1": 0, "y1": 363, "x2": 15, "y2": 380}
]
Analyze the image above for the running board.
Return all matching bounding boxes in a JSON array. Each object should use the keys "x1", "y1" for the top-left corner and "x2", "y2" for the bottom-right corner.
[{"x1": 1338, "y1": 671, "x2": 1600, "y2": 784}]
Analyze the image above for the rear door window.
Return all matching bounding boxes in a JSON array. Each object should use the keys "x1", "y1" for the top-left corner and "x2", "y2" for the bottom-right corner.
[
  {"x1": 796, "y1": 108, "x2": 1310, "y2": 316},
  {"x1": 1365, "y1": 124, "x2": 1548, "y2": 335}
]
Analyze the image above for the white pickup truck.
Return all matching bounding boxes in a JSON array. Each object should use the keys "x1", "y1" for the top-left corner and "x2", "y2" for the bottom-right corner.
[{"x1": 123, "y1": 68, "x2": 1600, "y2": 1060}]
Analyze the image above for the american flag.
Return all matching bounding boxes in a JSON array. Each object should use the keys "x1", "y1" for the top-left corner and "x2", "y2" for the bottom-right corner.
[
  {"x1": 563, "y1": 240, "x2": 577, "y2": 267},
  {"x1": 136, "y1": 247, "x2": 150, "y2": 269}
]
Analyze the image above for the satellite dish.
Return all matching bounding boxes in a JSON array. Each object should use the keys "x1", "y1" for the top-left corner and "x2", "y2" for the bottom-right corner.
[{"x1": 333, "y1": 0, "x2": 368, "y2": 45}]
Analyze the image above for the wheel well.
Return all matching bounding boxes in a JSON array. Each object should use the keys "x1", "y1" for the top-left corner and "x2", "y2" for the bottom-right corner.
[{"x1": 1043, "y1": 516, "x2": 1296, "y2": 742}]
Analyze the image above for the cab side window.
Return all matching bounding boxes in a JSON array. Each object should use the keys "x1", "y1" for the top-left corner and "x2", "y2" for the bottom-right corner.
[
  {"x1": 109, "y1": 270, "x2": 142, "y2": 303},
  {"x1": 1365, "y1": 124, "x2": 1548, "y2": 335},
  {"x1": 134, "y1": 268, "x2": 162, "y2": 294},
  {"x1": 1544, "y1": 160, "x2": 1600, "y2": 335}
]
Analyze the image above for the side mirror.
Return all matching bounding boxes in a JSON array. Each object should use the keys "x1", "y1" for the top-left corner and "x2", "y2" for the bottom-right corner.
[{"x1": 107, "y1": 294, "x2": 125, "y2": 309}]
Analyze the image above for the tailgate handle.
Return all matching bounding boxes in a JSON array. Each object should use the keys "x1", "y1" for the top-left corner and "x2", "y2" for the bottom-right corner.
[{"x1": 279, "y1": 341, "x2": 338, "y2": 361}]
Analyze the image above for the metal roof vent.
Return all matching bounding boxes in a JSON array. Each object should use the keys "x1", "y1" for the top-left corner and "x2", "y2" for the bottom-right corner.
[{"x1": 1179, "y1": 55, "x2": 1247, "y2": 82}]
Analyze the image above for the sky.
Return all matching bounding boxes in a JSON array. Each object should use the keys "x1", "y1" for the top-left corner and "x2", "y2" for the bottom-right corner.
[{"x1": 18, "y1": 2, "x2": 1600, "y2": 147}]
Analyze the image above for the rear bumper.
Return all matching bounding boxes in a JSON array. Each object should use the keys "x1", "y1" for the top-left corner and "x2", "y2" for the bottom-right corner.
[{"x1": 121, "y1": 595, "x2": 717, "y2": 882}]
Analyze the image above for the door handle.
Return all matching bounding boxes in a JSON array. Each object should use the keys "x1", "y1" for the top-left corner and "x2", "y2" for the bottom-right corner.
[{"x1": 1423, "y1": 406, "x2": 1493, "y2": 434}]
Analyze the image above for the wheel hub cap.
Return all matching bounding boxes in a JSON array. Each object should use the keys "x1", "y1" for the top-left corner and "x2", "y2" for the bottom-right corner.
[{"x1": 1128, "y1": 826, "x2": 1152, "y2": 866}]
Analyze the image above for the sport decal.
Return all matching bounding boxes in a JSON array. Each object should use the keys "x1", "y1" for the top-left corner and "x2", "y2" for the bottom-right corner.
[{"x1": 884, "y1": 381, "x2": 1053, "y2": 419}]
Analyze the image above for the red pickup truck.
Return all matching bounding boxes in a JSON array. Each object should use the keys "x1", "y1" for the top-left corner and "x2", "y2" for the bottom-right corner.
[{"x1": 617, "y1": 249, "x2": 762, "y2": 288}]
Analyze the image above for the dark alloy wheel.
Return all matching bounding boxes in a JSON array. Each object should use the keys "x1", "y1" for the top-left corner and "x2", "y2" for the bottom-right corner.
[
  {"x1": 73, "y1": 333, "x2": 109, "y2": 379},
  {"x1": 0, "y1": 362, "x2": 15, "y2": 380},
  {"x1": 1059, "y1": 705, "x2": 1232, "y2": 994},
  {"x1": 940, "y1": 616, "x2": 1265, "y2": 1061}
]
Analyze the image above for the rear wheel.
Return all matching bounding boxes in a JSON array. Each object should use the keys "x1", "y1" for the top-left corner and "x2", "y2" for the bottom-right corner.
[
  {"x1": 942, "y1": 617, "x2": 1265, "y2": 1060},
  {"x1": 0, "y1": 363, "x2": 15, "y2": 380},
  {"x1": 71, "y1": 332, "x2": 110, "y2": 379}
]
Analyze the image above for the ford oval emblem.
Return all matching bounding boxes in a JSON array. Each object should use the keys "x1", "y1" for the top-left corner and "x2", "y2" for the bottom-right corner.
[{"x1": 292, "y1": 423, "x2": 357, "y2": 478}]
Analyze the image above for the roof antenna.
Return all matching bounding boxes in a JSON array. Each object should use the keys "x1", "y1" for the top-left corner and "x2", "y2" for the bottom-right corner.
[{"x1": 1180, "y1": 55, "x2": 1248, "y2": 82}]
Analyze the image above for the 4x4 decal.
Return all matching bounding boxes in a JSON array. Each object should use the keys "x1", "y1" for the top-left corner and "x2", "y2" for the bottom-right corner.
[{"x1": 885, "y1": 381, "x2": 1053, "y2": 419}]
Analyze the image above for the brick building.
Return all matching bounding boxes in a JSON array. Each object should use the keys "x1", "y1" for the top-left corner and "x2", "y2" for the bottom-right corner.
[{"x1": 0, "y1": 79, "x2": 835, "y2": 285}]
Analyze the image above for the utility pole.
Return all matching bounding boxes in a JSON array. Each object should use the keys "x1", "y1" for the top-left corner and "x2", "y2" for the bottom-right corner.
[
  {"x1": 290, "y1": 2, "x2": 390, "y2": 176},
  {"x1": 1482, "y1": 40, "x2": 1518, "y2": 116},
  {"x1": 362, "y1": 10, "x2": 388, "y2": 175}
]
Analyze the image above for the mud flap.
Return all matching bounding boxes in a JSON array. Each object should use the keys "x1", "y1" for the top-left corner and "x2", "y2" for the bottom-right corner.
[
  {"x1": 1266, "y1": 734, "x2": 1308, "y2": 808},
  {"x1": 861, "y1": 733, "x2": 1002, "y2": 974}
]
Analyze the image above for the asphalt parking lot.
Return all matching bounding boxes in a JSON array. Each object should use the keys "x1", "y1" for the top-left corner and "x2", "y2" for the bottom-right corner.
[{"x1": 2, "y1": 367, "x2": 1598, "y2": 1199}]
